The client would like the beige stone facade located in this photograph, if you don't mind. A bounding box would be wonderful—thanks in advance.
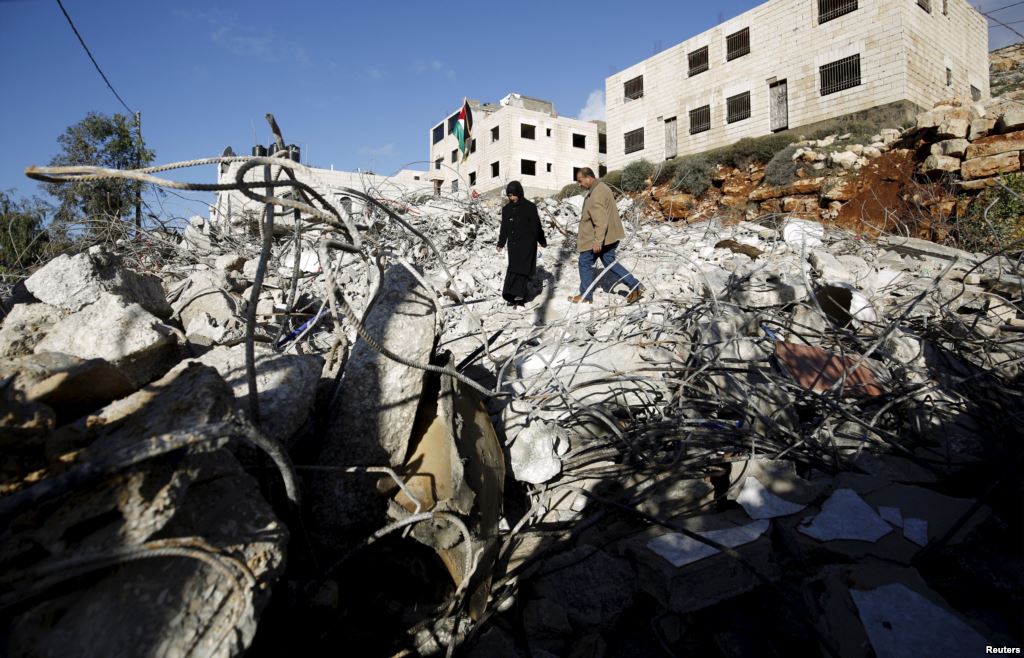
[605,0,990,170]
[429,93,607,199]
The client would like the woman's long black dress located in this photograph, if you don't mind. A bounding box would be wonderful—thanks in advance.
[497,198,547,303]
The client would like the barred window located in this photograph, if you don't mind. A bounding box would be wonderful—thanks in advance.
[726,28,750,61]
[624,127,645,154]
[818,0,857,24]
[432,124,444,144]
[820,54,862,95]
[521,159,536,176]
[917,0,931,12]
[624,75,644,101]
[688,46,709,76]
[971,85,981,101]
[689,105,711,134]
[726,92,751,123]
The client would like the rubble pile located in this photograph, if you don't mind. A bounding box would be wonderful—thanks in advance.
[3,142,1022,657]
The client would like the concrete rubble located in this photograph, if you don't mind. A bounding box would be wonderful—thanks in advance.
[3,119,1022,656]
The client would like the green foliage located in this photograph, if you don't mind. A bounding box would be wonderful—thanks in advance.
[600,169,622,191]
[1,190,50,283]
[764,145,802,187]
[555,182,584,200]
[621,159,655,192]
[47,112,154,232]
[651,159,678,186]
[957,174,1024,253]
[709,134,793,170]
[671,156,714,196]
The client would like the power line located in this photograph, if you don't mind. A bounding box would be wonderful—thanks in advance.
[985,0,1024,13]
[54,0,134,115]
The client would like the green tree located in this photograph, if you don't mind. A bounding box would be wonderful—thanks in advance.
[1,190,50,283]
[46,112,153,233]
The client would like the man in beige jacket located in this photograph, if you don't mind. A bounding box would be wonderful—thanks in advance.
[569,167,644,304]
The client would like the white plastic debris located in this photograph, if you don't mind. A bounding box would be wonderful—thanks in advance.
[736,477,806,520]
[798,489,893,542]
[646,519,770,568]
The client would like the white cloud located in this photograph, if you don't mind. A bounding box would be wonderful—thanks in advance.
[367,66,386,80]
[413,59,456,79]
[359,144,396,157]
[577,89,606,122]
[177,9,311,67]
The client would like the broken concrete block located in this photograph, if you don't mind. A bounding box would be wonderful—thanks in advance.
[961,151,1021,179]
[920,154,961,175]
[214,252,246,273]
[532,547,636,627]
[937,114,970,139]
[25,251,171,318]
[809,250,851,282]
[969,116,997,140]
[965,130,1024,159]
[175,269,242,331]
[33,293,179,387]
[0,303,60,358]
[509,420,563,484]
[781,217,824,249]
[996,108,1024,133]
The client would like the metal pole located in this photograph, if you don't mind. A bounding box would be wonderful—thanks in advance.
[134,111,142,233]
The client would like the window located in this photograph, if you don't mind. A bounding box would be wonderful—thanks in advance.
[726,28,750,61]
[971,85,982,101]
[491,126,500,142]
[818,0,857,24]
[546,163,553,173]
[434,158,442,170]
[572,166,581,181]
[469,172,476,186]
[820,54,862,95]
[599,133,607,154]
[946,67,952,86]
[521,123,536,139]
[624,127,645,154]
[470,139,477,154]
[726,92,751,123]
[546,128,552,137]
[451,180,458,193]
[599,165,607,177]
[624,75,644,101]
[689,105,711,134]
[943,0,948,14]
[432,124,444,145]
[917,0,931,12]
[491,161,500,177]
[688,46,709,76]
[451,149,458,163]
[447,113,459,134]
[521,159,536,176]
[573,133,586,148]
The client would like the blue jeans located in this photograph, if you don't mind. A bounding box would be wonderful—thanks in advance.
[578,241,640,301]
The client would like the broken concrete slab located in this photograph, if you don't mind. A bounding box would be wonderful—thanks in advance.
[531,546,636,627]
[509,420,564,484]
[33,293,179,388]
[0,303,60,358]
[25,250,171,319]
[797,489,893,542]
[175,269,242,332]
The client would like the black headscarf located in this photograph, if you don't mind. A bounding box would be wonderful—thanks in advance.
[505,180,525,202]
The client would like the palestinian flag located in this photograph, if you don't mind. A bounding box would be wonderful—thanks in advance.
[453,99,473,162]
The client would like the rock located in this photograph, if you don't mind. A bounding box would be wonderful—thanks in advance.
[959,177,999,191]
[880,128,901,145]
[509,420,563,484]
[532,547,636,627]
[916,111,938,130]
[214,253,247,272]
[964,129,1024,159]
[921,154,961,174]
[782,196,818,213]
[960,151,1021,179]
[996,108,1024,133]
[185,311,241,347]
[25,251,171,318]
[658,193,695,219]
[33,293,179,387]
[876,235,979,262]
[748,178,825,201]
[937,112,970,139]
[862,146,883,159]
[0,303,59,357]
[810,250,851,283]
[181,214,213,251]
[969,116,997,140]
[847,144,864,156]
[175,269,242,332]
[930,138,970,158]
[821,178,857,201]
[829,151,860,170]
[183,343,323,444]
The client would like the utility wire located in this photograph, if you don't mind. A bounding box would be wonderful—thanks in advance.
[984,9,1024,41]
[55,0,134,115]
[984,0,1024,14]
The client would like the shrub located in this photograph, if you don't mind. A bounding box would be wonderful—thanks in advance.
[672,156,714,196]
[764,145,802,187]
[555,182,584,200]
[713,134,793,170]
[651,159,678,186]
[600,169,622,191]
[620,159,656,192]
[957,174,1024,253]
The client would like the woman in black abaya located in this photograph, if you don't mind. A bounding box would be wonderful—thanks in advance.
[496,180,546,305]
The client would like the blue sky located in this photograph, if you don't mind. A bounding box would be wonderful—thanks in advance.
[1,0,1020,221]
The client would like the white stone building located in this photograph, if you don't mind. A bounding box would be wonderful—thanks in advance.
[605,0,990,170]
[428,93,607,198]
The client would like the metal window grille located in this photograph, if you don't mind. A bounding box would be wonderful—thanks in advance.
[917,0,931,12]
[971,85,981,101]
[688,46,709,76]
[689,105,711,134]
[432,124,444,144]
[819,54,862,96]
[624,75,644,101]
[521,159,536,176]
[726,28,750,61]
[521,123,536,139]
[818,0,857,24]
[726,92,751,123]
[434,158,441,170]
[624,128,645,154]
[573,133,586,148]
